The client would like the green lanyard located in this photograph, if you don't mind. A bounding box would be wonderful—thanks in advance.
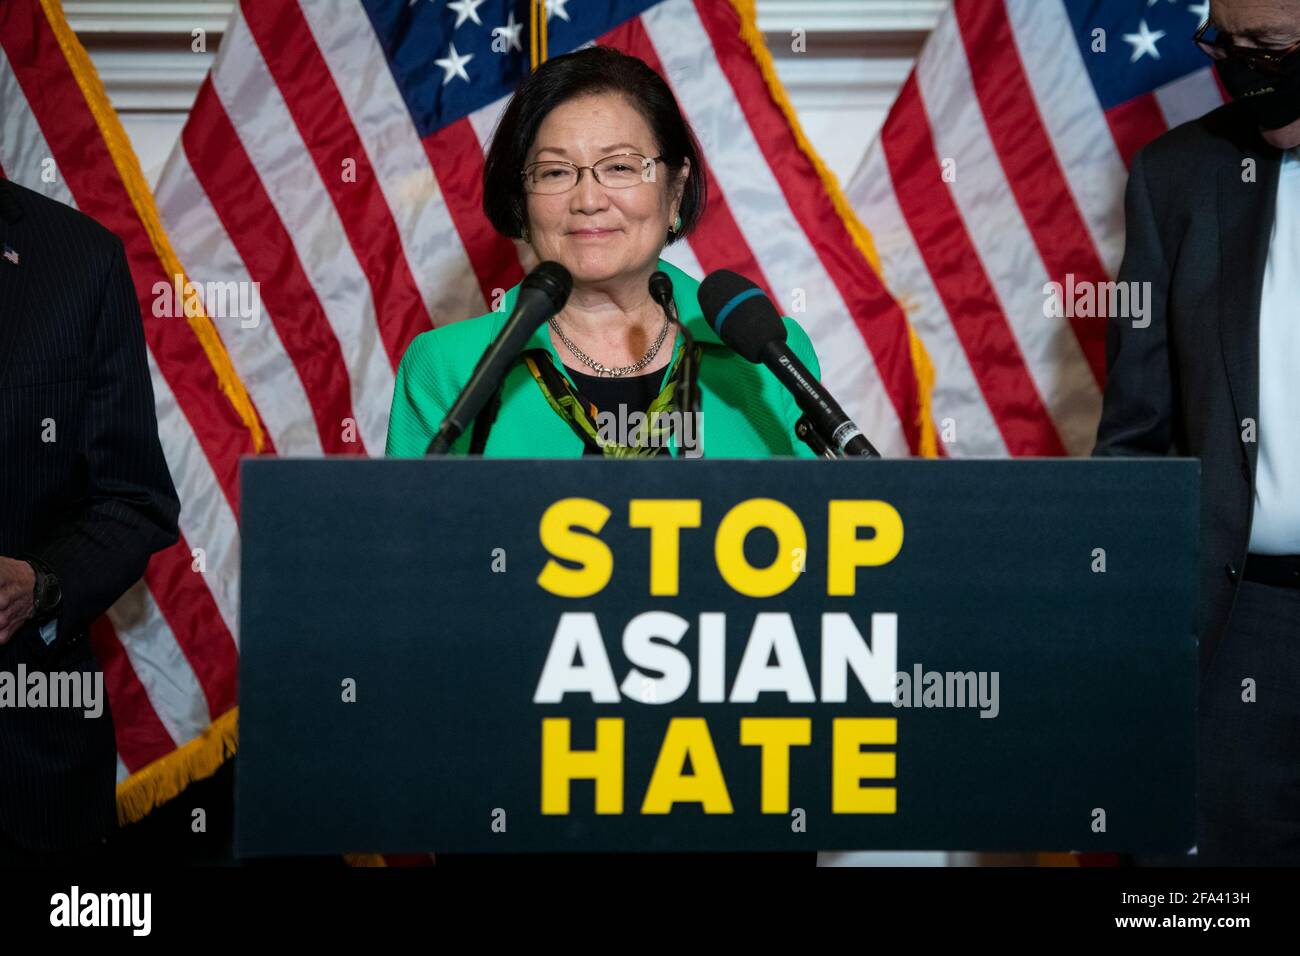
[522,342,700,458]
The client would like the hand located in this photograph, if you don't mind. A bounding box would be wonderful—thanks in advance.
[0,556,36,646]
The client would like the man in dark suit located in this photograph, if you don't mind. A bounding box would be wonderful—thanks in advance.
[1095,0,1300,865]
[0,177,179,864]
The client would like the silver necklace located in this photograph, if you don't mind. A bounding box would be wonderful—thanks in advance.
[551,313,671,377]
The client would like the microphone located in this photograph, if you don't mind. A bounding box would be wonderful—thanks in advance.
[649,271,701,457]
[698,269,880,459]
[426,260,572,455]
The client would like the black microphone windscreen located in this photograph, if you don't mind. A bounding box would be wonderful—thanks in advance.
[522,260,573,312]
[698,269,785,363]
[649,270,673,304]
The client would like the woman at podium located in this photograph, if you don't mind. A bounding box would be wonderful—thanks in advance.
[385,45,821,460]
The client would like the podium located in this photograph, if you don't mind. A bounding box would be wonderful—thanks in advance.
[235,458,1198,856]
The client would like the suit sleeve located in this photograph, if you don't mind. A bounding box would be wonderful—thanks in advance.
[1092,147,1177,458]
[31,237,180,641]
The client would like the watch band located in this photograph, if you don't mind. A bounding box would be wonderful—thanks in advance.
[19,553,61,621]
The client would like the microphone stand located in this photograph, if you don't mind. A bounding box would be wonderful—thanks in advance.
[675,321,702,456]
[650,276,703,459]
[794,416,839,459]
[427,346,494,456]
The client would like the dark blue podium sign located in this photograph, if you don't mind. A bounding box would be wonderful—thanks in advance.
[236,458,1198,856]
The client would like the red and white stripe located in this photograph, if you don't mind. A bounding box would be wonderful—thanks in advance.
[0,46,71,205]
[1004,0,1128,278]
[298,0,488,328]
[643,0,915,455]
[846,0,1226,458]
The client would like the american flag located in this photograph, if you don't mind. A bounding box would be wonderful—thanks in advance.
[846,0,1225,458]
[2,0,932,820]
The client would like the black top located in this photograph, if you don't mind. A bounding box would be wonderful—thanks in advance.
[562,364,666,456]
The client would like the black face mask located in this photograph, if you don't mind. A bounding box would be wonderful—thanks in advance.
[1216,54,1300,131]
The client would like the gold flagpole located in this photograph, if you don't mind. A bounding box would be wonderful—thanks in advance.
[540,0,548,63]
[529,0,538,70]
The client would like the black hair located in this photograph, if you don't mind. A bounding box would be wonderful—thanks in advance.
[481,45,707,245]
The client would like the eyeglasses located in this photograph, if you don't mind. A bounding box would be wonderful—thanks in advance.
[522,152,665,195]
[1195,19,1300,76]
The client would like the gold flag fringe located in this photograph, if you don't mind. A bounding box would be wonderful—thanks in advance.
[115,709,238,825]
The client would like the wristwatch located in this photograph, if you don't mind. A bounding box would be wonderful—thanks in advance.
[25,557,62,623]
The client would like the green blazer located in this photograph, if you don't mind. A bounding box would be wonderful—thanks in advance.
[384,258,822,458]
